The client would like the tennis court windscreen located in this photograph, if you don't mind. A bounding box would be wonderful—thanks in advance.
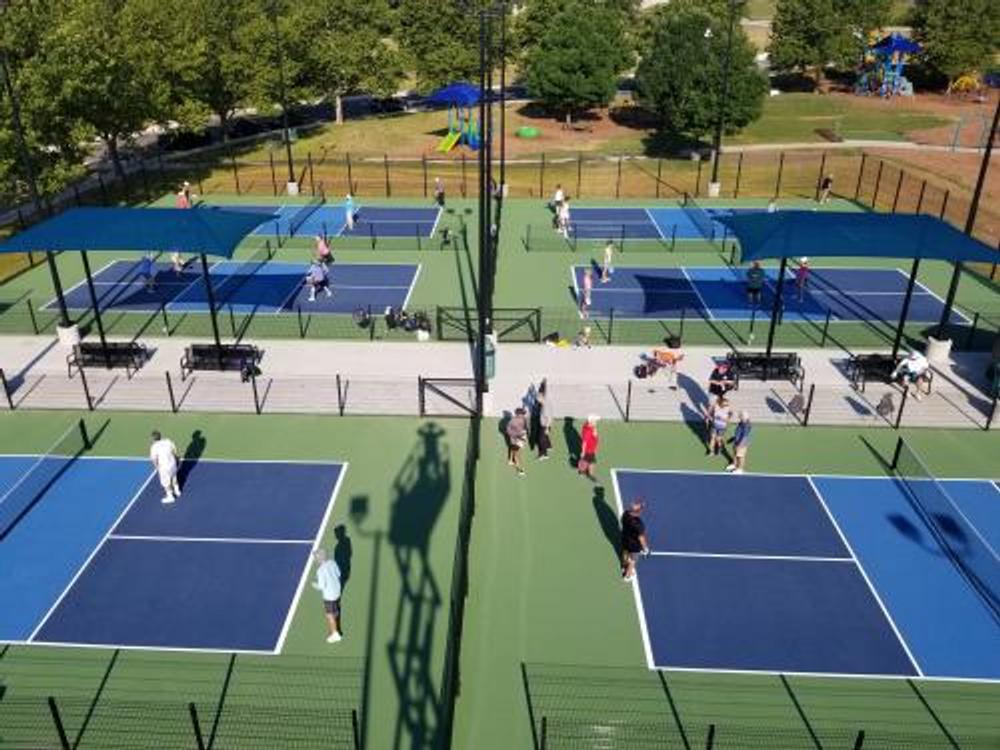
[0,419,90,540]
[892,438,1000,621]
[289,192,326,237]
[682,193,716,242]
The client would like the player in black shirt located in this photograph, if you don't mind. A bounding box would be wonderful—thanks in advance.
[620,500,649,581]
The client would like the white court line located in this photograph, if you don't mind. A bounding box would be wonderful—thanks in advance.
[274,462,349,654]
[805,475,924,676]
[28,470,157,642]
[429,207,443,238]
[402,264,421,310]
[108,534,314,545]
[0,421,87,514]
[39,258,121,311]
[2,637,276,656]
[648,551,853,563]
[608,466,1000,483]
[610,469,657,671]
[891,266,972,324]
[680,267,715,321]
[648,664,997,684]
[0,455,349,468]
[643,208,667,241]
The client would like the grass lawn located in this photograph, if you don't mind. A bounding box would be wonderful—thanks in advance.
[0,410,468,749]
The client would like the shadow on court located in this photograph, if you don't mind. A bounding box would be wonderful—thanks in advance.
[178,429,207,486]
[562,417,581,469]
[591,487,619,566]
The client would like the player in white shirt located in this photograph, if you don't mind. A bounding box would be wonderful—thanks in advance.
[149,430,181,504]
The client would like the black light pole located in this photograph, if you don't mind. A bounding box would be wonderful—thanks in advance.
[476,10,488,403]
[269,0,296,186]
[0,49,70,327]
[937,94,999,336]
[498,3,507,193]
[709,0,742,190]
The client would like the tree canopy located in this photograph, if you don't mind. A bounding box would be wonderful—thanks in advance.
[637,2,766,140]
[912,0,1000,85]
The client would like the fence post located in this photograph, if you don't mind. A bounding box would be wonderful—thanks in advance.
[308,152,316,195]
[47,697,71,750]
[352,709,361,750]
[418,376,426,416]
[814,152,827,201]
[803,383,815,426]
[608,308,615,344]
[229,145,241,194]
[0,368,12,409]
[346,152,354,194]
[267,151,276,196]
[774,152,785,198]
[165,370,177,413]
[189,702,206,750]
[383,153,391,197]
[77,362,94,411]
[336,373,345,416]
[422,155,428,198]
[615,156,622,199]
[891,170,904,213]
[539,152,545,198]
[853,730,865,750]
[249,367,261,414]
[625,380,632,422]
[938,189,950,220]
[705,723,715,750]
[540,716,547,750]
[655,158,662,199]
[872,160,884,209]
[894,386,909,429]
[854,153,867,200]
[577,153,583,197]
[461,153,468,198]
[734,152,743,198]
[695,157,703,197]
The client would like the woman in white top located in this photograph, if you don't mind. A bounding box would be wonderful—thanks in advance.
[557,197,571,238]
[601,241,614,283]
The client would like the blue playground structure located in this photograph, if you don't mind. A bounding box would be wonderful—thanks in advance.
[427,82,481,152]
[855,33,922,98]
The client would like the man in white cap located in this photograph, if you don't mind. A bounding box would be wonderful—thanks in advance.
[312,548,343,643]
[149,430,181,504]
[726,412,752,474]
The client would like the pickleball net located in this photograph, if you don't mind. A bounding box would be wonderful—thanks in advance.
[891,437,1000,622]
[289,191,326,237]
[0,419,90,540]
[681,193,716,242]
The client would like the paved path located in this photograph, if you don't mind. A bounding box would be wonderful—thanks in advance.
[0,334,994,429]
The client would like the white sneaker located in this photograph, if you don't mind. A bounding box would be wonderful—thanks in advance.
[308,295,315,302]
[733,468,744,475]
[325,288,332,297]
[161,496,175,504]
[725,464,736,472]
[326,633,342,644]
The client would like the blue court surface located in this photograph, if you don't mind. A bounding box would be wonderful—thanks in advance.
[0,455,345,652]
[567,206,762,241]
[611,469,1000,681]
[45,259,420,315]
[211,203,441,240]
[572,265,968,324]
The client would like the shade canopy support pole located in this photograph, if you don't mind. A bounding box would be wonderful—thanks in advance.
[892,258,920,359]
[199,254,223,356]
[79,250,109,366]
[764,257,788,358]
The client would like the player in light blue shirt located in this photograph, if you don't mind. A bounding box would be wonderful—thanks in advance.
[312,549,342,643]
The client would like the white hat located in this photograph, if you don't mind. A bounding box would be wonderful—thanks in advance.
[586,414,600,423]
[800,256,809,264]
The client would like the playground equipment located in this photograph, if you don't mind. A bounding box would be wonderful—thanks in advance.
[427,82,481,152]
[855,33,922,98]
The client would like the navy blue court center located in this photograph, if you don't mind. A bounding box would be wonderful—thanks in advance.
[612,470,1000,681]
[0,455,345,653]
[221,203,441,240]
[573,265,968,323]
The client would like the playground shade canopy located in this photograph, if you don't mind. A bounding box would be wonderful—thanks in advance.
[426,82,481,107]
[717,211,999,264]
[872,33,922,55]
[0,207,274,258]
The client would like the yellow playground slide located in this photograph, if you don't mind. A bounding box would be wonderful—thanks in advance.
[436,131,461,153]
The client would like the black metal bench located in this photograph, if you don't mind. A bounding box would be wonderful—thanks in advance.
[726,350,805,389]
[67,341,148,378]
[848,353,934,393]
[180,343,262,380]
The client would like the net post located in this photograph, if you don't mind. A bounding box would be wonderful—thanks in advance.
[419,376,426,417]
[985,392,997,431]
[369,222,376,251]
[189,702,206,750]
[336,373,345,416]
[27,298,39,334]
[705,723,716,750]
[165,370,177,413]
[853,729,865,750]
[625,379,632,422]
[77,361,94,411]
[249,365,261,415]
[894,387,908,430]
[0,367,13,410]
[619,224,626,254]
[890,436,904,470]
[77,417,90,450]
[525,224,531,252]
[47,696,71,750]
[352,708,361,750]
[671,224,677,252]
[416,223,422,252]
[160,303,170,335]
[368,305,375,341]
[297,304,305,338]
[804,383,815,427]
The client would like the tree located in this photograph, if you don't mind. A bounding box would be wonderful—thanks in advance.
[912,0,1000,87]
[515,0,641,63]
[300,0,404,124]
[637,4,766,139]
[523,2,631,125]
[396,0,478,93]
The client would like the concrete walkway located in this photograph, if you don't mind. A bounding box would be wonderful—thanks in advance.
[1,333,994,429]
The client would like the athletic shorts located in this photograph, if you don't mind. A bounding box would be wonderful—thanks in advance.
[158,466,178,489]
[323,599,340,617]
[735,444,748,458]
